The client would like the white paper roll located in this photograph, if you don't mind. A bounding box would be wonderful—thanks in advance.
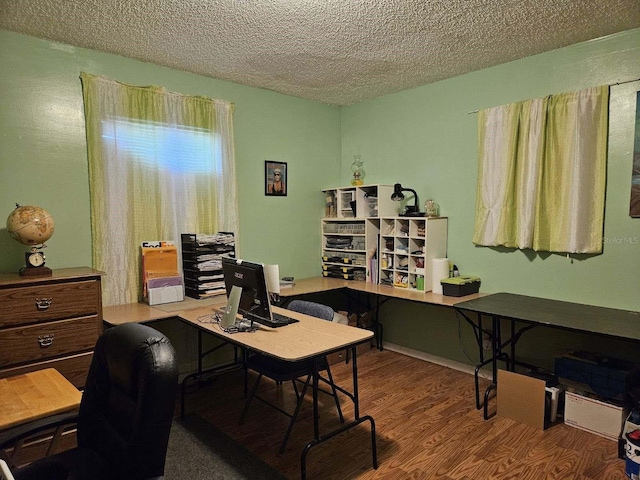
[265,264,280,294]
[431,258,449,295]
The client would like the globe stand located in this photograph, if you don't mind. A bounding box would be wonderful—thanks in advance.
[19,252,52,277]
[7,205,55,277]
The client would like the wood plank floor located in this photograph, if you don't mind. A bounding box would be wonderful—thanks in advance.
[181,349,627,480]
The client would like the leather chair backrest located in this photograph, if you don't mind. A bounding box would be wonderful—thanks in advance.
[78,323,178,479]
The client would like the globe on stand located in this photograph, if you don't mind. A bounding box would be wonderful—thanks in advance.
[6,204,55,277]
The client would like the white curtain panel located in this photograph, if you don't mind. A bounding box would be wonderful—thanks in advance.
[81,73,239,306]
[474,86,608,254]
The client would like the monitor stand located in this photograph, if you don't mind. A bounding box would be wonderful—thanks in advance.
[222,285,242,328]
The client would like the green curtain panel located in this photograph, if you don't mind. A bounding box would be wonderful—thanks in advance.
[80,73,238,305]
[473,85,608,254]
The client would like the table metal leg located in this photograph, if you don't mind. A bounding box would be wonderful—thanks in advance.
[481,315,503,419]
[181,329,203,419]
[300,345,378,480]
[312,356,320,440]
[180,327,242,419]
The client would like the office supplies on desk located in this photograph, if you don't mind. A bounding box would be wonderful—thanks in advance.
[181,232,235,298]
[431,257,449,294]
[141,241,184,305]
[265,264,280,294]
[147,275,184,305]
[441,276,481,297]
[280,276,295,288]
[250,311,299,328]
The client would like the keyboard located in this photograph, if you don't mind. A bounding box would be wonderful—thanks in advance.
[246,312,299,328]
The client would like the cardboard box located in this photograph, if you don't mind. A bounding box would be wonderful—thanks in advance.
[564,391,626,441]
[497,370,547,430]
[326,341,371,365]
[326,311,372,364]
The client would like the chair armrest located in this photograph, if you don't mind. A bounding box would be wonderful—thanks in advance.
[0,411,79,450]
[0,459,16,480]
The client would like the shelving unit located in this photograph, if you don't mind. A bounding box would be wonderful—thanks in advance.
[321,219,367,280]
[323,184,396,219]
[378,217,447,291]
[181,232,235,299]
[321,185,448,292]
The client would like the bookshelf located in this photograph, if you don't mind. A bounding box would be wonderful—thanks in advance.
[321,185,447,292]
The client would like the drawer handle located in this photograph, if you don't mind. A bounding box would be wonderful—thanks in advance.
[38,334,55,348]
[35,298,53,310]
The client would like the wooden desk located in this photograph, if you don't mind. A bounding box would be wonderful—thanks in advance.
[0,369,81,431]
[103,295,226,325]
[281,276,487,351]
[281,276,485,307]
[179,305,373,361]
[103,277,484,327]
[179,305,376,479]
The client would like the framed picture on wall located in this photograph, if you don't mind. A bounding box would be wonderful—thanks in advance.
[265,161,287,196]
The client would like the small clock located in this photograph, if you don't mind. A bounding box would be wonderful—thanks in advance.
[19,251,52,277]
[27,251,46,267]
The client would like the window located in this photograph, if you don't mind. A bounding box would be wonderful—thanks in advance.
[81,73,238,305]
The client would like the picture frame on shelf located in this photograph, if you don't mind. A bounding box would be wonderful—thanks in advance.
[265,160,287,196]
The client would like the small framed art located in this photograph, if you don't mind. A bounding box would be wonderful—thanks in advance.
[265,161,287,196]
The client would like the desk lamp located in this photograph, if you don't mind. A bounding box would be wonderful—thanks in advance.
[391,183,423,217]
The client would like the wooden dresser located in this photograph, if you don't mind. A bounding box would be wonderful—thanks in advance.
[0,267,104,388]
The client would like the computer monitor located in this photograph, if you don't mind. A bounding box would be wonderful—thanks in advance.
[221,256,273,323]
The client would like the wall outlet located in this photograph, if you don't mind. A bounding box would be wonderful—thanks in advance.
[482,333,492,352]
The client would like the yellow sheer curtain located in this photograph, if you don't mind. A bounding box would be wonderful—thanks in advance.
[474,85,608,254]
[534,87,609,252]
[80,73,238,306]
[473,98,547,248]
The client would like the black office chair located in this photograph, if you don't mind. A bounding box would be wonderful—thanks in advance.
[0,323,179,480]
[239,300,344,453]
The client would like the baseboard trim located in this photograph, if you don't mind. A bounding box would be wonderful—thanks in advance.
[382,342,492,380]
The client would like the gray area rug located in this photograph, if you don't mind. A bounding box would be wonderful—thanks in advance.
[164,414,286,479]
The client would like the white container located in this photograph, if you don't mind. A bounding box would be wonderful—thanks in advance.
[564,391,626,441]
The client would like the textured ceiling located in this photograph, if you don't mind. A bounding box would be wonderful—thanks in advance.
[1,0,639,105]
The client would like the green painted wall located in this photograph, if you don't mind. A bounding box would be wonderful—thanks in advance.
[340,29,640,368]
[1,28,639,371]
[0,29,341,281]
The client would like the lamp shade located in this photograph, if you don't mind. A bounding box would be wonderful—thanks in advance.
[391,183,405,201]
[390,184,421,216]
